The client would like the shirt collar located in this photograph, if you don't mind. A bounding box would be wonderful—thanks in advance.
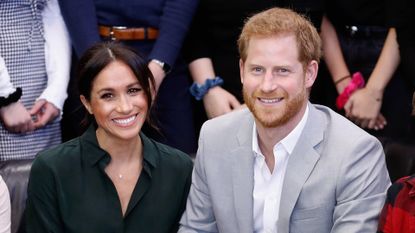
[252,105,309,156]
[81,124,158,174]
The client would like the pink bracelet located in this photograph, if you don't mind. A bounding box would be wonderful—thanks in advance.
[336,72,365,110]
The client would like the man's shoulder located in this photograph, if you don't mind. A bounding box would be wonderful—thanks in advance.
[312,104,377,142]
[198,107,252,152]
[203,107,252,132]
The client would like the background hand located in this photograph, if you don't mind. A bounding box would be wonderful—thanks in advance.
[202,86,241,119]
[0,101,35,133]
[344,87,386,130]
[29,99,60,129]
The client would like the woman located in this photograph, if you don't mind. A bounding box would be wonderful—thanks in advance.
[25,42,193,233]
[58,0,198,154]
[0,0,70,160]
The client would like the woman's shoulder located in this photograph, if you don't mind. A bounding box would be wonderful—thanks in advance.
[33,137,82,171]
[155,141,193,167]
[142,134,193,170]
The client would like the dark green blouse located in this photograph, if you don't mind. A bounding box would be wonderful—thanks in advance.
[25,125,193,233]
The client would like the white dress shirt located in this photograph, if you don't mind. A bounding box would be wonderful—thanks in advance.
[252,105,309,233]
[0,0,70,111]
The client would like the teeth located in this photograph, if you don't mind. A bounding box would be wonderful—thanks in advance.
[113,115,136,125]
[259,98,282,103]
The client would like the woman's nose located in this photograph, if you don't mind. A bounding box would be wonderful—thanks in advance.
[117,95,133,113]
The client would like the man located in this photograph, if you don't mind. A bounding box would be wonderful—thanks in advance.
[179,7,391,233]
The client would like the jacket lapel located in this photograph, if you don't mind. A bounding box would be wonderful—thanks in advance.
[231,111,255,233]
[277,104,325,232]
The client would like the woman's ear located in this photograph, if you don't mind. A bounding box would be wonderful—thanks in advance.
[80,95,93,114]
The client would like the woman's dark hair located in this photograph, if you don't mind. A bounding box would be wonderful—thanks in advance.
[77,42,156,129]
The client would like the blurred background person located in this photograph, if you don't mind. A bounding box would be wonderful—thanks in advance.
[0,0,71,160]
[314,0,414,140]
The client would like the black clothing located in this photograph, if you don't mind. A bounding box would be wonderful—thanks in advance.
[25,125,193,233]
[314,0,415,139]
[326,0,387,26]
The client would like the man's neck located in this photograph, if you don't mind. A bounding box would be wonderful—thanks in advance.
[255,104,307,161]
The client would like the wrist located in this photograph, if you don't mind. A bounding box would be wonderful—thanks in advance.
[0,87,22,108]
[335,72,365,110]
[365,85,383,102]
[151,59,171,74]
[365,82,384,97]
[190,77,224,100]
[202,86,221,100]
[334,74,351,86]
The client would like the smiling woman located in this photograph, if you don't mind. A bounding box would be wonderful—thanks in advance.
[80,60,149,144]
[24,42,193,233]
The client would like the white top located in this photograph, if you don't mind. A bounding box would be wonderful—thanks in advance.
[252,105,309,233]
[0,176,11,233]
[0,0,71,111]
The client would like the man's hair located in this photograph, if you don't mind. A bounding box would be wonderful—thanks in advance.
[238,7,322,67]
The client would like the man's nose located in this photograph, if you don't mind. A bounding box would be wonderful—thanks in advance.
[260,72,277,93]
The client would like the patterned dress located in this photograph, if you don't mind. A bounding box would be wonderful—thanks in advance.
[0,0,61,160]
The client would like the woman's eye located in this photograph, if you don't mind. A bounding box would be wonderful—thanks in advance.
[128,87,142,94]
[100,93,113,100]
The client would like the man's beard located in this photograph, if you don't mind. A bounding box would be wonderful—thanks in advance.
[243,86,307,128]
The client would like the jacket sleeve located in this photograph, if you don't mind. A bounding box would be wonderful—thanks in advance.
[57,0,101,58]
[179,125,219,233]
[331,135,391,232]
[148,0,199,67]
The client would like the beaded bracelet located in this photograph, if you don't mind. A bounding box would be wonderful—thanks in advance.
[189,77,224,100]
[0,87,22,108]
[334,74,352,86]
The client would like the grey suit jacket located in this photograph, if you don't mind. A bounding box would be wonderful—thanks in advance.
[179,103,391,233]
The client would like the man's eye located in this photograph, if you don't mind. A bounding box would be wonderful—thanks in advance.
[128,88,142,94]
[252,67,263,74]
[276,68,290,75]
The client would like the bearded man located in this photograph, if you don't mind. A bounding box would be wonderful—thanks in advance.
[179,7,391,233]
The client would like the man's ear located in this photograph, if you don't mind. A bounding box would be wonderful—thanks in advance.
[239,59,244,84]
[80,95,93,114]
[305,60,318,88]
